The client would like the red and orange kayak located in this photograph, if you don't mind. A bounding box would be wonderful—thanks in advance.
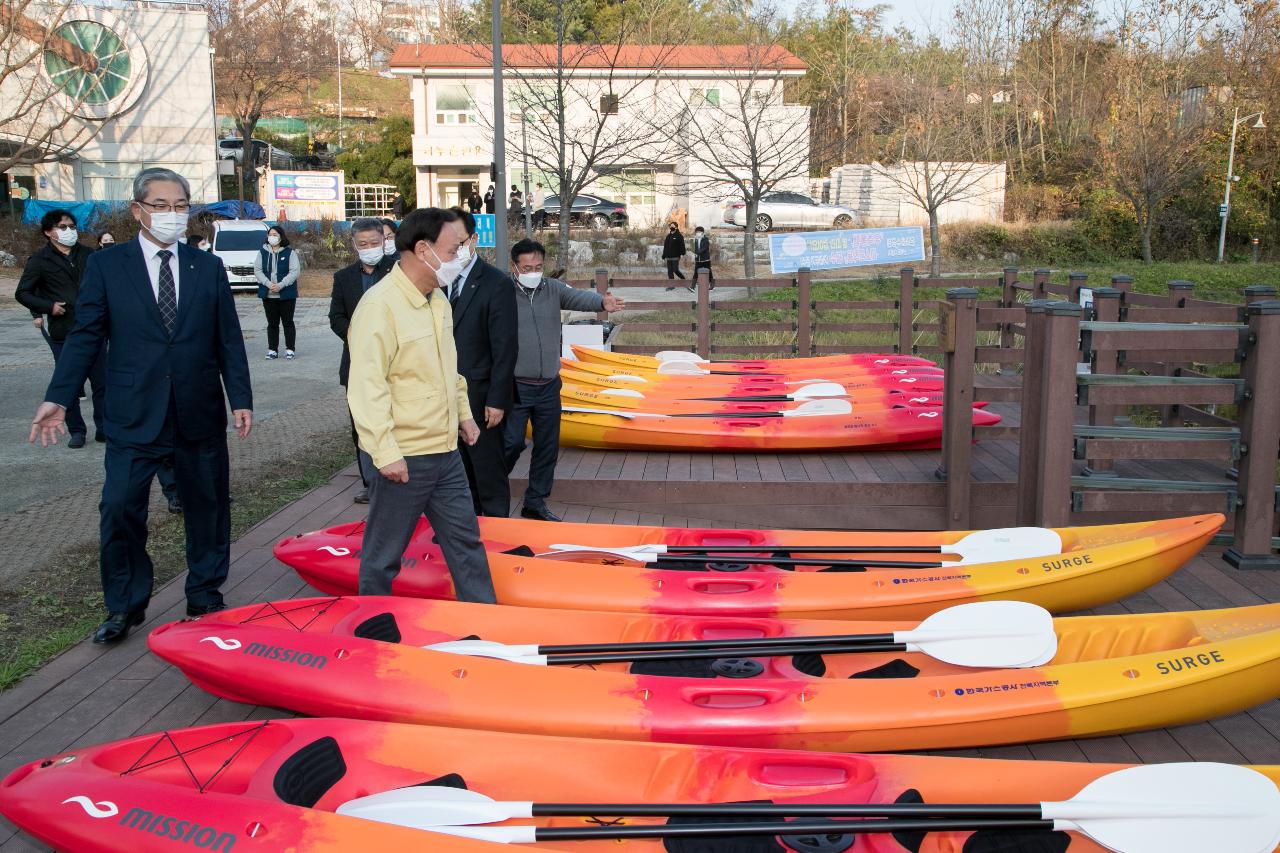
[148,597,1280,751]
[560,383,976,412]
[572,346,939,375]
[275,514,1224,619]
[563,356,944,381]
[9,717,1277,852]
[560,365,947,395]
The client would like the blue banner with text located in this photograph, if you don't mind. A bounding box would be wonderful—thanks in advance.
[768,226,925,274]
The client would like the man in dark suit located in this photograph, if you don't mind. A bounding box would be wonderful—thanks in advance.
[29,168,253,644]
[329,218,396,503]
[447,208,517,516]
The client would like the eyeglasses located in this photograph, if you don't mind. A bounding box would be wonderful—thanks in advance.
[55,225,76,231]
[136,200,191,213]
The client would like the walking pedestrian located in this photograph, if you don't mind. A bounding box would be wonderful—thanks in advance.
[504,238,625,521]
[690,225,715,292]
[329,218,396,504]
[15,209,106,448]
[483,184,496,214]
[28,167,253,643]
[661,221,686,290]
[254,225,300,360]
[346,207,495,601]
[448,209,517,517]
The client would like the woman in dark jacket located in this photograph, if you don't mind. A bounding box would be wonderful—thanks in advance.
[662,222,686,288]
[483,184,496,214]
[253,225,301,359]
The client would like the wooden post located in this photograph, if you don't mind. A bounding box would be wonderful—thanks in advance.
[1224,300,1280,570]
[1161,279,1197,427]
[696,266,712,359]
[898,267,915,355]
[1167,279,1195,307]
[1082,287,1123,477]
[939,288,978,529]
[1110,275,1133,321]
[1036,301,1083,527]
[593,268,609,322]
[1033,268,1050,299]
[1244,284,1277,307]
[1000,267,1018,368]
[1015,301,1053,526]
[1067,271,1088,304]
[796,268,812,357]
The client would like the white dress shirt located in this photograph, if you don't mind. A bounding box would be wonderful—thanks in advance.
[138,233,181,307]
[452,252,479,302]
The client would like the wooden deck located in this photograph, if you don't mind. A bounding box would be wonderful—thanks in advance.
[3,463,1279,851]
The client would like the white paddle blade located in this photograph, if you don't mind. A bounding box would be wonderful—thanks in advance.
[562,406,646,419]
[337,787,534,828]
[947,527,1063,565]
[785,399,853,417]
[896,601,1057,669]
[790,383,849,399]
[657,361,710,375]
[543,543,664,562]
[425,640,547,665]
[1043,763,1280,853]
[602,388,645,397]
[656,351,708,364]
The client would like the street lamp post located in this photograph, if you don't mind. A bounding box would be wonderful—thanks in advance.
[1216,107,1265,264]
[491,0,507,261]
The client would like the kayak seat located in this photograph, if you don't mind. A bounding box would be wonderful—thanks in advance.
[503,546,536,557]
[352,613,402,644]
[790,654,921,680]
[890,788,1071,853]
[273,736,347,808]
[412,772,468,790]
[630,658,765,679]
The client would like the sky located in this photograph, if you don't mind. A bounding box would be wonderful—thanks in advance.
[772,0,957,38]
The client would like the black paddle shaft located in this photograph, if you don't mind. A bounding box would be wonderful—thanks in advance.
[647,554,945,569]
[661,545,947,555]
[541,632,897,655]
[548,640,905,666]
[531,803,1045,818]
[533,817,1054,841]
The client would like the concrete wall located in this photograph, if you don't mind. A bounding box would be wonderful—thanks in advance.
[812,162,1006,226]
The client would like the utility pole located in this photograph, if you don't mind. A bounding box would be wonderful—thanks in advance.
[491,0,507,260]
[335,13,344,150]
[521,117,532,237]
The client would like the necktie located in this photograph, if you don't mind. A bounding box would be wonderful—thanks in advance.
[156,249,177,334]
[450,275,463,305]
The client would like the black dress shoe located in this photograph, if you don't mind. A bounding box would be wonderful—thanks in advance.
[166,495,183,514]
[520,504,562,522]
[67,434,86,449]
[354,487,370,504]
[94,430,106,443]
[186,601,227,618]
[93,610,145,644]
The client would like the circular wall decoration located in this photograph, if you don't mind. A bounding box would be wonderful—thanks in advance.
[40,6,149,120]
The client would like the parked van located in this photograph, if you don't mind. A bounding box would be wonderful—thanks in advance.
[210,220,269,291]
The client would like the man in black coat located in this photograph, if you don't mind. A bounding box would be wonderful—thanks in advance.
[329,218,397,504]
[15,208,106,447]
[691,225,715,292]
[662,222,686,289]
[448,208,518,516]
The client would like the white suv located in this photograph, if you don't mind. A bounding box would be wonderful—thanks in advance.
[210,220,269,291]
[724,192,859,232]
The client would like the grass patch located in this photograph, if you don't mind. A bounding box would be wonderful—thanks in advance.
[0,430,353,692]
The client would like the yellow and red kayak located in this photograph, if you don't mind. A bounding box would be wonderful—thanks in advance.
[572,346,940,376]
[150,597,1280,752]
[9,717,1278,852]
[563,356,944,382]
[560,365,947,396]
[559,384,982,415]
[557,404,998,451]
[275,514,1224,619]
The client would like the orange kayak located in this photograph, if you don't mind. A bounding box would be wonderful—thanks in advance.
[557,404,999,451]
[9,717,1278,852]
[560,365,947,395]
[149,597,1280,752]
[573,346,939,374]
[563,356,944,381]
[559,384,979,415]
[275,514,1224,619]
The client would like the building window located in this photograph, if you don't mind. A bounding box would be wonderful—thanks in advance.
[435,84,477,125]
[599,93,619,115]
[513,84,553,123]
[689,87,720,108]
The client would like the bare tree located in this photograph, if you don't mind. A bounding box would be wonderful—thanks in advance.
[209,0,319,209]
[472,1,681,264]
[348,0,396,68]
[0,0,123,173]
[655,30,814,278]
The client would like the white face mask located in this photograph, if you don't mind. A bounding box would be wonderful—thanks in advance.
[54,228,78,247]
[267,235,280,247]
[146,211,188,245]
[516,271,542,290]
[456,244,472,266]
[383,237,397,256]
[427,245,465,289]
[357,246,384,266]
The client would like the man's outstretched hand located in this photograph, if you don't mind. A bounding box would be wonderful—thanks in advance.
[29,402,67,447]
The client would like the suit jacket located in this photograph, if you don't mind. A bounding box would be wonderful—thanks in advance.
[45,239,253,445]
[451,256,517,416]
[329,256,396,386]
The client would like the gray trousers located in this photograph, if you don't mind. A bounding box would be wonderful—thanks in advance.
[359,450,497,602]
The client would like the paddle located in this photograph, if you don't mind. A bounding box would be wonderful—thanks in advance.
[655,351,931,368]
[561,399,853,420]
[335,763,1280,853]
[582,382,852,401]
[424,601,1058,669]
[656,360,942,377]
[543,526,1063,568]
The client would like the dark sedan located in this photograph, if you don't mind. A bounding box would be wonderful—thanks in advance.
[533,194,629,229]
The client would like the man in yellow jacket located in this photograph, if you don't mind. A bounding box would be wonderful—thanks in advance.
[346,207,496,601]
